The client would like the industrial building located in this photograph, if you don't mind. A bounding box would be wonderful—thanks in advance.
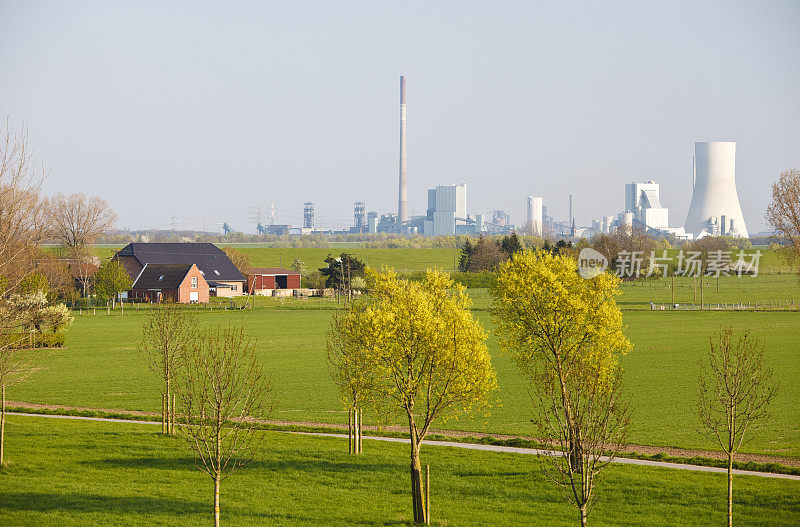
[424,183,467,236]
[625,181,669,231]
[684,142,748,238]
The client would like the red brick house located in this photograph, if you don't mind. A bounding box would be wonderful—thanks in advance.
[130,263,209,304]
[247,267,301,295]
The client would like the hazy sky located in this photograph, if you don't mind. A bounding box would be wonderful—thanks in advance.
[1,1,798,233]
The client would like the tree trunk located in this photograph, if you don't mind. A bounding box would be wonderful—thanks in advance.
[410,454,426,524]
[580,504,588,527]
[1,384,5,466]
[358,407,363,454]
[348,407,353,454]
[214,475,221,527]
[166,378,172,435]
[728,454,733,527]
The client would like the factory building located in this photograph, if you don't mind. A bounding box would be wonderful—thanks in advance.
[424,183,467,236]
[625,181,669,231]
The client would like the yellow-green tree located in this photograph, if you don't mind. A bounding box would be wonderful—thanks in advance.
[492,251,631,527]
[358,269,496,524]
[327,305,375,454]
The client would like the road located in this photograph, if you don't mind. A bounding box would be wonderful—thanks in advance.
[9,411,800,481]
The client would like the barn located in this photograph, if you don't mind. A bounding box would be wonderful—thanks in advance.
[130,263,209,304]
[247,267,301,295]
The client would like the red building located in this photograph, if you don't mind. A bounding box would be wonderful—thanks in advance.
[247,267,301,294]
[130,263,209,304]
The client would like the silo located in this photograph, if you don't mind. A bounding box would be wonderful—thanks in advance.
[684,142,748,238]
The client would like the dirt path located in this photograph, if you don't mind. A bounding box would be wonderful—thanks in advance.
[8,400,799,468]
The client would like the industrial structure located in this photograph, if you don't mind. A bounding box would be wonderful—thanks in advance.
[424,183,467,236]
[625,181,669,230]
[684,142,748,238]
[303,202,314,229]
[353,201,365,233]
[397,75,408,229]
[527,196,543,236]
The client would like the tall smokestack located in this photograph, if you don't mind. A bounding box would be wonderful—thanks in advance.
[398,75,408,225]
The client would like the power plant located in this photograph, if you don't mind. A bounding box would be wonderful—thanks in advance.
[397,75,408,228]
[684,142,748,238]
[239,78,753,240]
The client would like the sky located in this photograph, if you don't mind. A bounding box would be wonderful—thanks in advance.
[1,0,798,233]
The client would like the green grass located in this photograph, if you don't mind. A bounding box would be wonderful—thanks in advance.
[10,290,800,458]
[1,415,798,526]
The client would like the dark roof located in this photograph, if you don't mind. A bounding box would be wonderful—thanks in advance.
[132,263,195,290]
[116,243,245,282]
[249,267,299,275]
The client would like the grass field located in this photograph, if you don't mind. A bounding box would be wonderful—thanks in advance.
[10,287,800,458]
[1,415,798,526]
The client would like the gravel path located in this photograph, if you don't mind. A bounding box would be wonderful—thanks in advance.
[8,411,800,482]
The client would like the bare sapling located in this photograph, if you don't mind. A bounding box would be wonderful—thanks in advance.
[176,326,271,527]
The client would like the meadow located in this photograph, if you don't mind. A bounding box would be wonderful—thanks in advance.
[1,415,798,526]
[10,276,800,459]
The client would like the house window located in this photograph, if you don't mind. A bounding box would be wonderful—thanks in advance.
[214,270,220,276]
[231,284,237,291]
[191,277,198,288]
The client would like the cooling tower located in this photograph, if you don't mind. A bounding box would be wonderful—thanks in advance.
[684,142,748,238]
[527,196,543,236]
[398,75,408,225]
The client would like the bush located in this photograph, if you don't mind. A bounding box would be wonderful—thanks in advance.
[74,298,89,309]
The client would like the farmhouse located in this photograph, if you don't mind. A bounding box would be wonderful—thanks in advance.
[247,267,301,295]
[113,243,245,297]
[130,263,209,304]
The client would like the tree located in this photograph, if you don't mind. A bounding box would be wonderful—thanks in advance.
[457,238,474,272]
[357,269,496,524]
[491,250,631,526]
[698,327,777,527]
[222,247,252,276]
[327,307,374,454]
[0,118,52,467]
[500,232,523,259]
[94,260,132,302]
[176,325,271,527]
[290,257,306,276]
[766,169,800,277]
[319,253,365,293]
[140,304,196,436]
[48,193,117,249]
[462,235,505,272]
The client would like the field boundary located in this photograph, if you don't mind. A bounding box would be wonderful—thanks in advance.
[6,403,799,476]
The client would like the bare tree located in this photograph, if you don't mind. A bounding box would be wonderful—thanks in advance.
[535,364,629,527]
[140,303,196,435]
[698,327,777,527]
[766,169,800,276]
[48,192,117,249]
[0,118,51,466]
[176,326,271,527]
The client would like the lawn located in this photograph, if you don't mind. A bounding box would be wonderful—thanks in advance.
[10,294,800,458]
[1,415,798,526]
